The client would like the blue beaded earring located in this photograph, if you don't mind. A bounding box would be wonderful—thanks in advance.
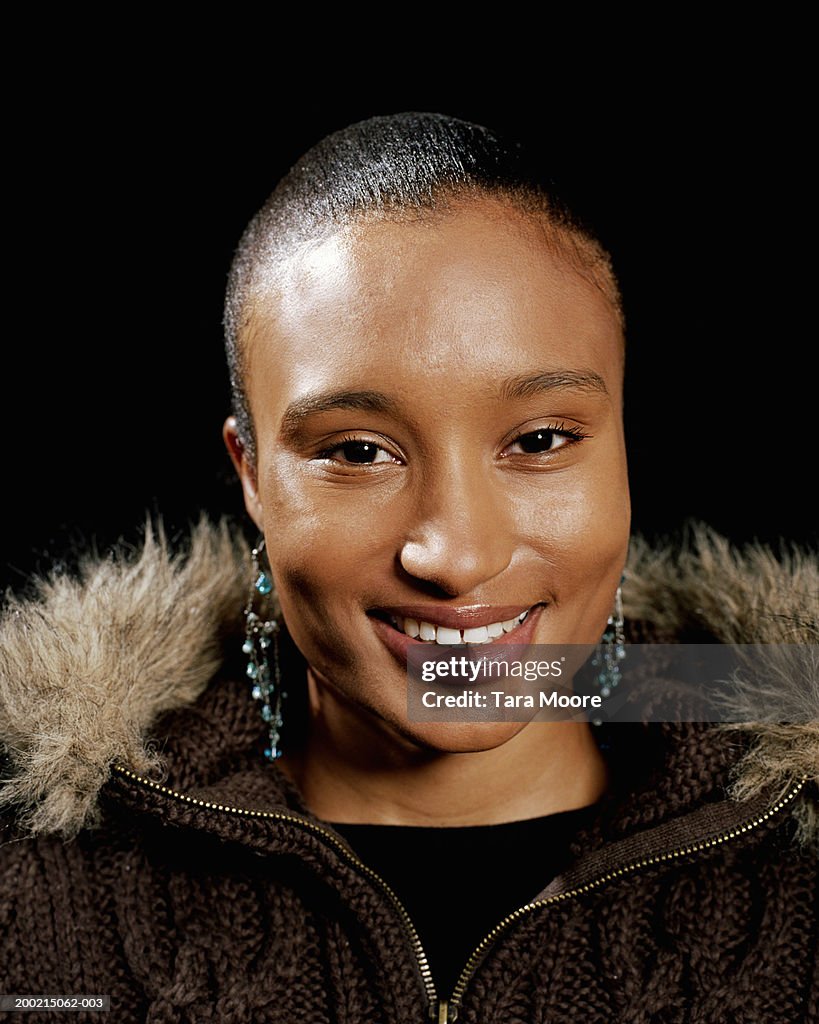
[242,537,285,762]
[590,574,626,725]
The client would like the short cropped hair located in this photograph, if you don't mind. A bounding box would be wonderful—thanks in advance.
[224,112,623,468]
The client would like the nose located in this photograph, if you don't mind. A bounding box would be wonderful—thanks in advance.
[398,457,515,596]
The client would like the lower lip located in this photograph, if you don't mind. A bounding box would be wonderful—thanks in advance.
[369,604,546,669]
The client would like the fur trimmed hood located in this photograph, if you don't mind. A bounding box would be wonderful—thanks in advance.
[1,516,817,846]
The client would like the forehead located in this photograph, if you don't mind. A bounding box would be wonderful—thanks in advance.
[244,197,623,400]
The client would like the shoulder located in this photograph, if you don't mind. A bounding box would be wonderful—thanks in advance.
[624,522,818,644]
[623,522,818,854]
[0,514,252,838]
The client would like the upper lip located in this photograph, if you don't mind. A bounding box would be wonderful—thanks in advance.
[369,603,539,630]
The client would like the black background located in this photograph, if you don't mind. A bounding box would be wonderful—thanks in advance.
[4,64,815,594]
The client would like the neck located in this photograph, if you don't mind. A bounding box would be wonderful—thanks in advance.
[278,670,610,826]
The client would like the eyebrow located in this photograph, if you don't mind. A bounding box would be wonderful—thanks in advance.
[500,369,609,401]
[279,369,609,443]
[280,389,400,443]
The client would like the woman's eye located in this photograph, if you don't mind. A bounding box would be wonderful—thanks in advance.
[324,440,397,465]
[508,429,572,455]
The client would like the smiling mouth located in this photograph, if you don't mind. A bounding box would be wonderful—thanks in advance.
[372,606,538,645]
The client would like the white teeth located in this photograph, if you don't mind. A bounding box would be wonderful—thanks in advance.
[390,608,535,644]
[436,626,462,645]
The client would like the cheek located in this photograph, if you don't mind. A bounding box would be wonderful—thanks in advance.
[515,453,630,637]
[260,458,399,585]
[254,453,401,660]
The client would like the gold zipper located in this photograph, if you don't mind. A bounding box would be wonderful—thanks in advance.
[445,776,809,1020]
[111,765,808,1024]
[110,765,439,1010]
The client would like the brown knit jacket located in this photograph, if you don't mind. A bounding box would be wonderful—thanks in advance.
[0,519,817,1024]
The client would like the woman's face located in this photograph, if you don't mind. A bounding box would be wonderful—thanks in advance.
[226,195,630,752]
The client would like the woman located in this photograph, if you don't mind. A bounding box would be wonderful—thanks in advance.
[1,113,816,1024]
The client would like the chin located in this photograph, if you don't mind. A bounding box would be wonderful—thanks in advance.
[390,717,529,754]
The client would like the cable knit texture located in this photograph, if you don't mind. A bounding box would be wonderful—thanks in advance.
[0,516,817,1023]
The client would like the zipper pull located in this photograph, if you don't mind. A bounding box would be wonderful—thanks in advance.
[434,999,454,1023]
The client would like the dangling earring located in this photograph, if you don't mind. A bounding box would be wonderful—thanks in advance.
[590,573,626,721]
[242,536,285,762]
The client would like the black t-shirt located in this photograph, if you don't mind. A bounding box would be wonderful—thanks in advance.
[329,803,600,997]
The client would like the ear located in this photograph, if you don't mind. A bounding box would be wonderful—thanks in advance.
[222,416,264,532]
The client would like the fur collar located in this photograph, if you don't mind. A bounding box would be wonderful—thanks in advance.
[1,516,816,845]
